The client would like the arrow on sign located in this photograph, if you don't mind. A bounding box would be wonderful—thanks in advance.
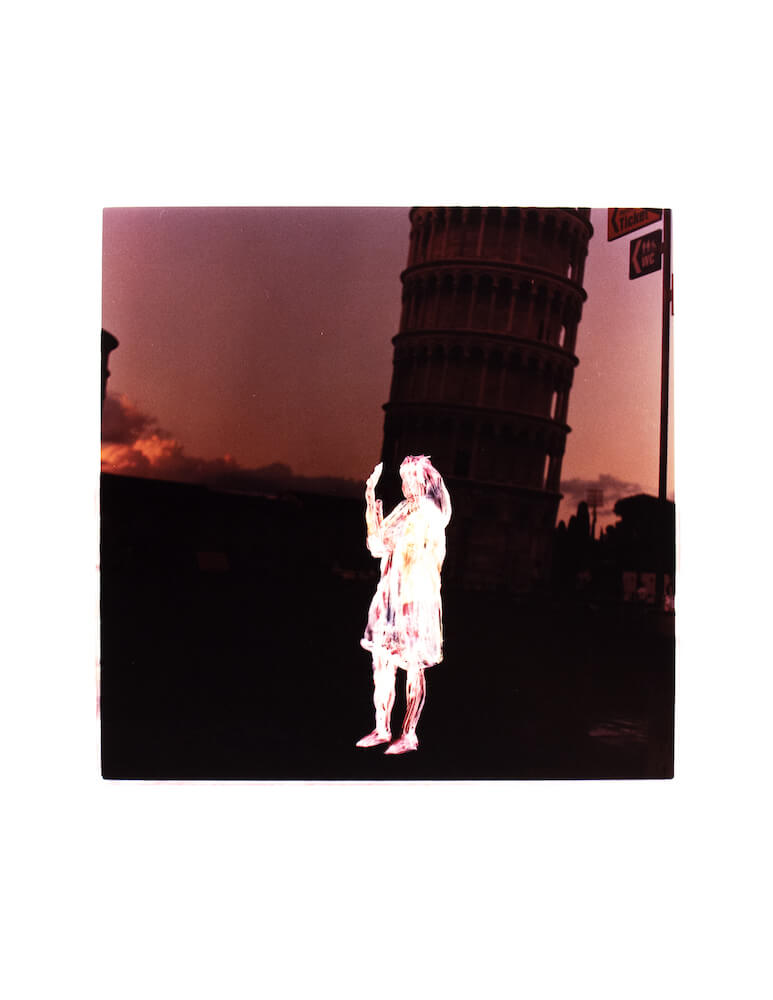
[608,208,663,241]
[631,238,643,273]
[629,230,663,279]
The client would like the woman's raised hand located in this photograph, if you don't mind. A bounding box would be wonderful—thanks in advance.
[365,463,384,542]
[366,462,383,492]
[365,462,383,504]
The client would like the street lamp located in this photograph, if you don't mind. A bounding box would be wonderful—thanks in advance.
[586,487,604,539]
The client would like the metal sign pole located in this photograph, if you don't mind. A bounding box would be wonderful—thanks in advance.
[657,209,672,608]
[659,209,672,502]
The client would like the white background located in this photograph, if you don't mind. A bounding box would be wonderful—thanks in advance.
[2,2,770,997]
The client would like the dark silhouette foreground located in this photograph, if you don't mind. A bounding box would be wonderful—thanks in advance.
[100,473,674,780]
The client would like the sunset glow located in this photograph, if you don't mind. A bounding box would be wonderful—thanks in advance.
[102,207,673,532]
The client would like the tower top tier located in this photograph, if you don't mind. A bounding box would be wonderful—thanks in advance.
[406,207,592,287]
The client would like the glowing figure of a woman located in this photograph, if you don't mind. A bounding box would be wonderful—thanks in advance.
[357,456,452,754]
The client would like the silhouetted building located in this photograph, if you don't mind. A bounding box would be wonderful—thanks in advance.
[102,328,119,407]
[100,472,374,582]
[380,207,593,589]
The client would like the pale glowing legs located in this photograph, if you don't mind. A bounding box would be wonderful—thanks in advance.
[385,662,425,754]
[356,651,397,747]
[356,653,426,754]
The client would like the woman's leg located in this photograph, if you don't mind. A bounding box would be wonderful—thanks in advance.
[403,662,426,738]
[356,650,397,747]
[385,661,426,754]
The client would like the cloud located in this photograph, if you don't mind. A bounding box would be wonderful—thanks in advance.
[560,473,647,514]
[102,393,164,445]
[101,393,361,498]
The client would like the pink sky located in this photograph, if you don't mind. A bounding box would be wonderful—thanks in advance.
[102,206,673,530]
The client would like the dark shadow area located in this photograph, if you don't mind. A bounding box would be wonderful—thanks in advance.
[100,472,674,780]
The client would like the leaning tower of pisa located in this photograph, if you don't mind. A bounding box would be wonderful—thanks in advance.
[380,207,593,590]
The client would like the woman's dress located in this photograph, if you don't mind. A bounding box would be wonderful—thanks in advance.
[361,497,447,668]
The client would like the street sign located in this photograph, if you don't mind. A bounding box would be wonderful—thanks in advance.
[608,208,663,241]
[629,229,662,279]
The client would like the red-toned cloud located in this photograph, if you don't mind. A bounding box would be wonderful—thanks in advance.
[560,473,646,514]
[101,393,360,498]
[102,393,163,445]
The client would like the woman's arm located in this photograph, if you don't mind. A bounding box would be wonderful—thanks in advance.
[365,463,386,556]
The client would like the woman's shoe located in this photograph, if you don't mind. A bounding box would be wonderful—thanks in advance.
[384,733,418,755]
[356,729,391,748]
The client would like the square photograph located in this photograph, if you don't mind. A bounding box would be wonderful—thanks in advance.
[100,206,674,780]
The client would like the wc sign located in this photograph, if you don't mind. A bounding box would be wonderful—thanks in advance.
[629,229,663,280]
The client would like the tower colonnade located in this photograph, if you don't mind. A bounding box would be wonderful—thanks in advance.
[381,206,593,590]
[399,267,583,352]
[388,335,573,429]
[382,404,566,494]
[406,207,590,285]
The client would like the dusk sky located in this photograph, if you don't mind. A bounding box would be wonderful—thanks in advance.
[102,206,673,530]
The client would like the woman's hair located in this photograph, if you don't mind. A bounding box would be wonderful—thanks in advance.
[400,455,452,524]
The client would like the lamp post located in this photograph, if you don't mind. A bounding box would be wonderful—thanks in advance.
[586,487,604,539]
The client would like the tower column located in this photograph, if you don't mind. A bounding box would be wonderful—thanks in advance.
[553,292,564,346]
[420,282,432,327]
[441,209,450,256]
[420,351,432,398]
[577,245,588,286]
[497,360,507,409]
[469,419,481,479]
[547,452,562,492]
[540,289,550,341]
[427,212,437,260]
[506,283,516,333]
[399,289,408,332]
[513,209,523,260]
[558,386,570,424]
[525,283,536,337]
[460,208,470,255]
[437,349,449,402]
[476,208,487,256]
[450,271,460,327]
[476,349,488,406]
[497,208,507,258]
[413,283,422,327]
[568,315,579,354]
[466,273,477,328]
[431,279,441,327]
[405,351,417,400]
[487,277,498,329]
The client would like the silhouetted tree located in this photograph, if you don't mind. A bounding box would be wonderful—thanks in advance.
[552,493,675,602]
[552,500,597,595]
[611,494,675,577]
